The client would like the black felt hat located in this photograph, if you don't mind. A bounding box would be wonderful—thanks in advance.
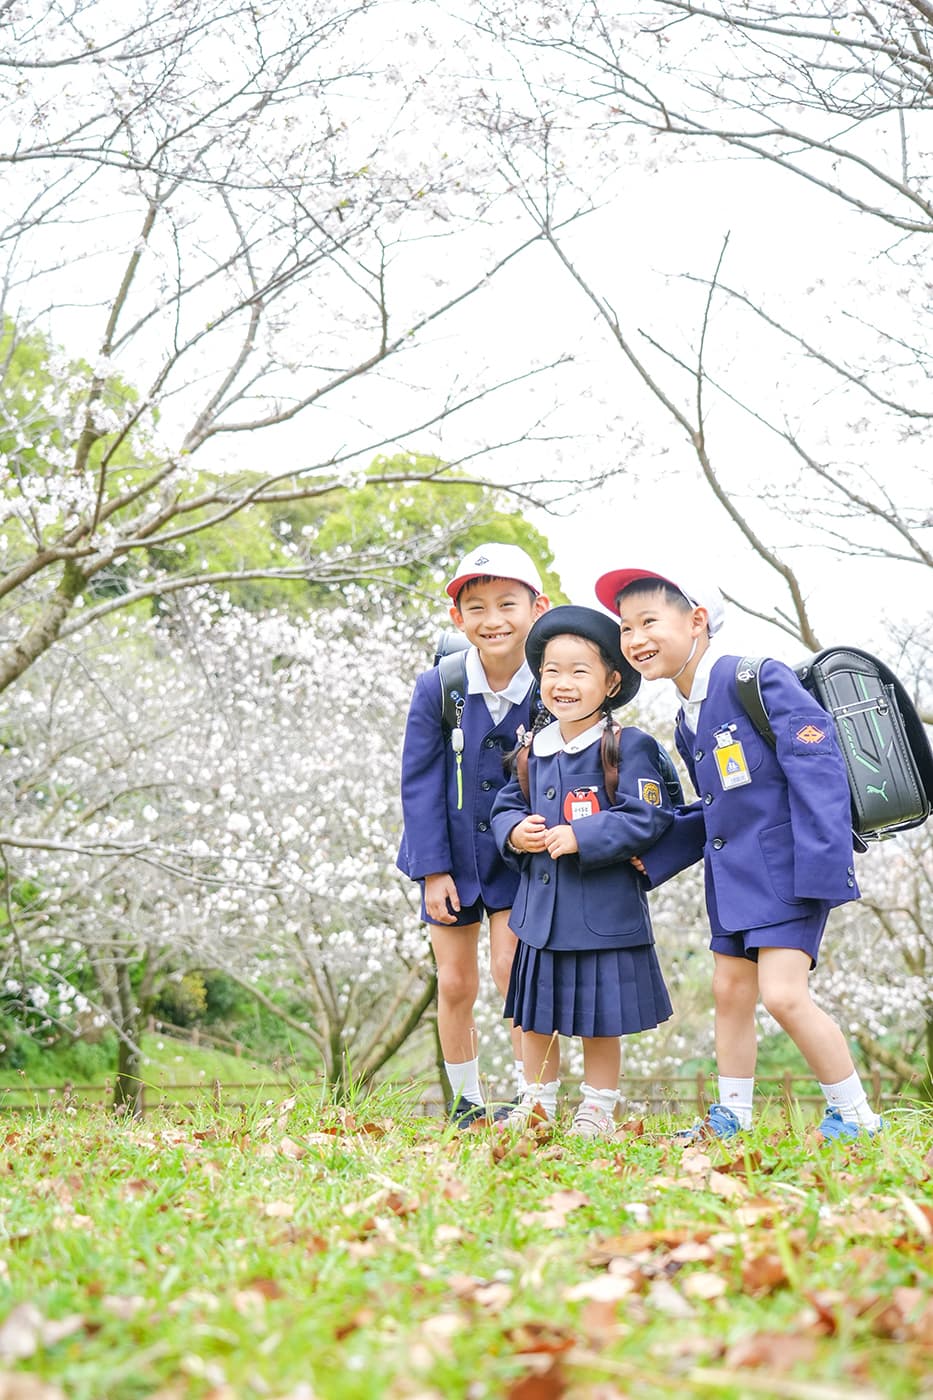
[525,605,641,707]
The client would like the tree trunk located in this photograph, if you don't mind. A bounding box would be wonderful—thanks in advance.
[113,961,144,1118]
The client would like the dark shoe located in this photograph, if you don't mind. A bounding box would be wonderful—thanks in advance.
[674,1103,742,1143]
[447,1095,487,1129]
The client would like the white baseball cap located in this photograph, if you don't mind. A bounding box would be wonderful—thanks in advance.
[446,543,544,601]
[594,565,725,635]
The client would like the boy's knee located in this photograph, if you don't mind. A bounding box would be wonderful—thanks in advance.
[712,960,756,1006]
[436,964,479,1008]
[760,984,808,1026]
[489,946,515,993]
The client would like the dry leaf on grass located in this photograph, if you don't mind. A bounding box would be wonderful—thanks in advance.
[505,1358,566,1400]
[681,1272,728,1301]
[726,1330,818,1370]
[520,1189,589,1229]
[741,1253,790,1297]
[0,1305,85,1362]
[0,1374,67,1400]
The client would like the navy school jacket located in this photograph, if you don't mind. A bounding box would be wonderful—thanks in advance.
[490,725,674,951]
[397,669,538,909]
[639,655,860,933]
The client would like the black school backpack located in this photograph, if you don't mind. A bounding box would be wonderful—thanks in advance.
[735,648,933,847]
[433,629,684,808]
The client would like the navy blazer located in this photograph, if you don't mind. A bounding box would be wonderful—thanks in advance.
[490,726,674,951]
[640,655,860,933]
[397,669,537,909]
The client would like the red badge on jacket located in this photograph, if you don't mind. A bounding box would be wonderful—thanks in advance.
[564,787,601,821]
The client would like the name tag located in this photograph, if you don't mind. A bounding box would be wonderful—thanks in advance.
[564,787,601,821]
[714,726,751,789]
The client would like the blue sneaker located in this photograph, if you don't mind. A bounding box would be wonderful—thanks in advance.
[447,1096,486,1130]
[674,1103,742,1143]
[818,1107,883,1141]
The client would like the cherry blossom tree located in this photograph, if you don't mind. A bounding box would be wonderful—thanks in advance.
[0,0,606,703]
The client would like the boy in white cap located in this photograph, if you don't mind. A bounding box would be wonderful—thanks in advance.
[594,565,881,1141]
[398,544,550,1126]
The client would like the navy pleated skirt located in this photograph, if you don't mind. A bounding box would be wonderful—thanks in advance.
[505,941,673,1038]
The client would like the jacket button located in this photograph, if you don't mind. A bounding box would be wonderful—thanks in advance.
[847,866,854,875]
[847,877,854,887]
[695,750,704,761]
[483,737,496,749]
[545,786,556,799]
[481,780,492,791]
[703,793,713,805]
[541,871,550,884]
[477,821,489,833]
[711,837,725,850]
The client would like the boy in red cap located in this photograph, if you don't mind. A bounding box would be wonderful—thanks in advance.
[594,565,880,1141]
[398,544,549,1126]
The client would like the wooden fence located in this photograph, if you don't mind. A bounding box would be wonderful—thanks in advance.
[0,1069,909,1116]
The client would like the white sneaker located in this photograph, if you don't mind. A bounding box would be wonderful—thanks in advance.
[569,1102,616,1140]
[497,1090,551,1131]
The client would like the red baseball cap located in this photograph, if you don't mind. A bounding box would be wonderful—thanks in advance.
[594,567,725,635]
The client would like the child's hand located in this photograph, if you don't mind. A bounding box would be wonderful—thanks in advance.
[509,814,547,852]
[630,856,647,875]
[543,824,579,859]
[424,872,460,924]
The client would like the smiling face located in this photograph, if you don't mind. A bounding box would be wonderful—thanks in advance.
[539,634,621,740]
[450,576,547,675]
[616,585,710,696]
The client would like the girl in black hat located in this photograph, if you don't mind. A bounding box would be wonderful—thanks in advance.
[490,606,676,1138]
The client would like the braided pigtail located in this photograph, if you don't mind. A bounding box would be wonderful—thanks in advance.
[600,690,624,805]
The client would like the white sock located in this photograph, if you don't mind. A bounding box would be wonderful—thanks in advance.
[820,1071,881,1130]
[579,1083,620,1117]
[514,1060,527,1097]
[445,1058,484,1108]
[522,1079,560,1120]
[718,1076,754,1129]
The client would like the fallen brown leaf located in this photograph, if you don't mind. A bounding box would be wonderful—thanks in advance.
[726,1331,818,1370]
[0,1375,67,1400]
[741,1252,789,1297]
[505,1358,566,1400]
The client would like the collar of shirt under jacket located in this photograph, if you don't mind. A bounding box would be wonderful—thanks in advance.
[679,642,721,736]
[466,647,535,723]
[532,716,606,757]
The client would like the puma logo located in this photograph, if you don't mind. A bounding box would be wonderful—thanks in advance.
[866,781,888,801]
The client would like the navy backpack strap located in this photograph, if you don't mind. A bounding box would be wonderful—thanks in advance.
[735,656,775,748]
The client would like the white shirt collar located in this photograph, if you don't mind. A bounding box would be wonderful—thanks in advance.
[680,642,719,733]
[532,715,606,756]
[466,647,534,706]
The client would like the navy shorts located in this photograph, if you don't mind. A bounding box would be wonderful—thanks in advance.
[421,891,509,928]
[710,908,829,970]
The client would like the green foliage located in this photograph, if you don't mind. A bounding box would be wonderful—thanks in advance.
[151,973,209,1028]
[142,453,567,612]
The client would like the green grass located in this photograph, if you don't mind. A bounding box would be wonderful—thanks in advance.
[0,1091,930,1398]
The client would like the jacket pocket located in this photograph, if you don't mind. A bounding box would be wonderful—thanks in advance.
[758,820,805,906]
[581,864,645,936]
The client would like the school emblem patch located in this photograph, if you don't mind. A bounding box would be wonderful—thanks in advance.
[796,723,826,744]
[564,787,601,821]
[638,779,662,807]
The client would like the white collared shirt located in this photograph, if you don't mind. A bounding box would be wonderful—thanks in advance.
[466,647,535,724]
[679,643,719,736]
[532,716,605,756]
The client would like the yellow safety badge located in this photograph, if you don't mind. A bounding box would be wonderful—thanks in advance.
[714,726,752,790]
